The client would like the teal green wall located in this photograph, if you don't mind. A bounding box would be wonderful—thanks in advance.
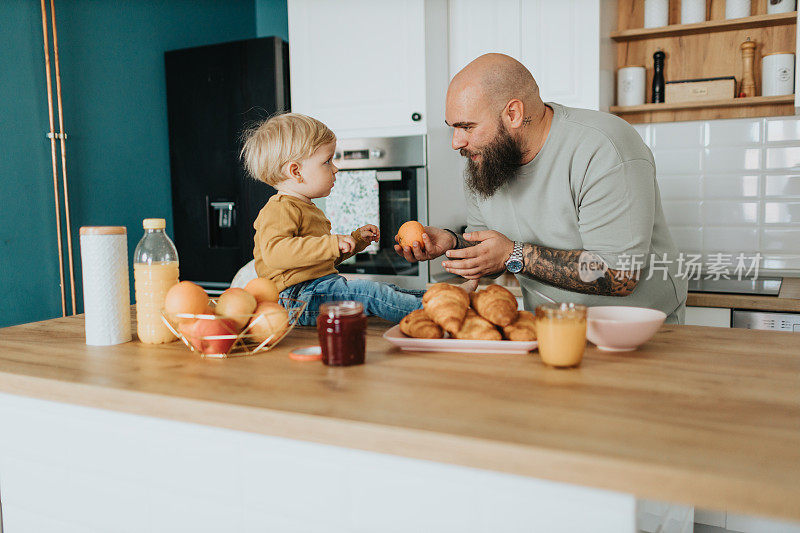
[257,0,290,40]
[0,0,288,328]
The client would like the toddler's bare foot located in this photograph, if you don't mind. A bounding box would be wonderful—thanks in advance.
[460,279,479,293]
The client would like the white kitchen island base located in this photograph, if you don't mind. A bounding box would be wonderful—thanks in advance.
[0,392,689,533]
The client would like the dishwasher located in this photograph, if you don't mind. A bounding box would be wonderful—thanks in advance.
[732,310,800,332]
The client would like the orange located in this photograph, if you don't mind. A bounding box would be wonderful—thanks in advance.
[397,220,425,249]
[244,277,280,303]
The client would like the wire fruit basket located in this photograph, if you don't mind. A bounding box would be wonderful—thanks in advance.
[161,297,308,358]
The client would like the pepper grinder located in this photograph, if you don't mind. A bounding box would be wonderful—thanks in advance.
[652,50,666,103]
[740,38,756,97]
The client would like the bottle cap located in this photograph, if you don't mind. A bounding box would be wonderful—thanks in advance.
[143,218,166,230]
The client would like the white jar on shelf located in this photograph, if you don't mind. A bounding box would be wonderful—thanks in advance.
[644,0,669,28]
[681,0,706,23]
[726,0,751,19]
[767,0,796,14]
[617,66,646,106]
[762,52,795,96]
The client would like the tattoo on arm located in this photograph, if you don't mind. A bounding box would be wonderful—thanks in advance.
[520,244,638,297]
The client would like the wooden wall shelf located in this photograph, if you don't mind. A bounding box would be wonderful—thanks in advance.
[612,0,797,124]
[611,12,796,41]
[611,94,794,113]
[611,95,795,124]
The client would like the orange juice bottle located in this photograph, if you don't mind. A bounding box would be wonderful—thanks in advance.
[133,218,179,344]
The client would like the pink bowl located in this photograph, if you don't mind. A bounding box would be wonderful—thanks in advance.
[586,306,666,352]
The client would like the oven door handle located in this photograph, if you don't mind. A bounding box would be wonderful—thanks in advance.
[376,170,402,182]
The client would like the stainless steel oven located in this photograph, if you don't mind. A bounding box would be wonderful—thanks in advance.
[322,135,428,289]
[732,310,800,332]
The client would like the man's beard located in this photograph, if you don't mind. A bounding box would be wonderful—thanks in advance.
[462,123,524,198]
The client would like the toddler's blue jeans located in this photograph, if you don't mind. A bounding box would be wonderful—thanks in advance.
[279,274,425,326]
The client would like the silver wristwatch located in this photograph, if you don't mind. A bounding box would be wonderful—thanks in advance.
[505,241,524,273]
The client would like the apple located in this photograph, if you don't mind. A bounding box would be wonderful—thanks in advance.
[180,317,238,355]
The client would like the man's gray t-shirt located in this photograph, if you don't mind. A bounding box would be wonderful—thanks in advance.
[465,103,687,323]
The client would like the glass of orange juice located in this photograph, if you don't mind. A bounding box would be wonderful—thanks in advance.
[535,303,587,368]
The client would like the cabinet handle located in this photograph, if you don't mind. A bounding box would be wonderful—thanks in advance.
[411,112,422,122]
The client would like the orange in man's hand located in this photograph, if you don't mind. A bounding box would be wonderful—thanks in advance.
[397,220,426,249]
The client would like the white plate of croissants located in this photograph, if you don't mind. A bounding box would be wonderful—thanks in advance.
[384,283,538,355]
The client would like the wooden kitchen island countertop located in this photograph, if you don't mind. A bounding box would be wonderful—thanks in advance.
[0,313,798,522]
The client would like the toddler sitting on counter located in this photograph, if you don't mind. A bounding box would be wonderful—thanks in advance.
[241,112,438,325]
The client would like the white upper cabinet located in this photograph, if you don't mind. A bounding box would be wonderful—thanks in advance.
[448,0,615,111]
[288,0,428,136]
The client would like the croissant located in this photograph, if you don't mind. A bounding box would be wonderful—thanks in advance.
[502,310,537,341]
[422,283,470,335]
[470,285,518,327]
[455,309,502,340]
[399,309,443,339]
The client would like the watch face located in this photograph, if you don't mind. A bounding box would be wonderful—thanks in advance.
[506,259,523,273]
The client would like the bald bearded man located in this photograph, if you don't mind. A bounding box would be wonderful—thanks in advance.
[394,53,688,323]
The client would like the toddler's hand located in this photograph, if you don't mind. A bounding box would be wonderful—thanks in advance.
[357,224,380,243]
[337,234,357,254]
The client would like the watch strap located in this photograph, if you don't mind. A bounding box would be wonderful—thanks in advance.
[505,241,524,271]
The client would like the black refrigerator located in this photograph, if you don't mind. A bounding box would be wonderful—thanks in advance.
[164,36,289,295]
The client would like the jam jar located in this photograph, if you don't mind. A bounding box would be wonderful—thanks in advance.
[316,301,367,366]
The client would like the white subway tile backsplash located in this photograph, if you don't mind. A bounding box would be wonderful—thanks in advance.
[703,175,760,198]
[761,228,800,251]
[647,115,800,273]
[661,201,702,226]
[702,201,759,225]
[706,118,761,146]
[653,149,703,175]
[766,118,800,142]
[633,124,650,146]
[651,121,704,149]
[764,201,800,224]
[655,175,701,200]
[668,226,703,253]
[703,227,759,253]
[765,146,800,169]
[764,174,800,196]
[761,254,800,270]
[703,147,761,172]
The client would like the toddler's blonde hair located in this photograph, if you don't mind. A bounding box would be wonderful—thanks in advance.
[240,113,336,186]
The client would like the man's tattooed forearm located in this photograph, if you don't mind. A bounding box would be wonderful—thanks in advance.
[520,244,638,296]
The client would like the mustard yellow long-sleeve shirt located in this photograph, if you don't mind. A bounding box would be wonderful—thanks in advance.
[253,194,370,292]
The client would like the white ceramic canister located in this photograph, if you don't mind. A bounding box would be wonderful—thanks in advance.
[617,66,646,106]
[762,53,795,96]
[644,0,669,28]
[767,0,796,14]
[681,0,706,23]
[726,0,751,19]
